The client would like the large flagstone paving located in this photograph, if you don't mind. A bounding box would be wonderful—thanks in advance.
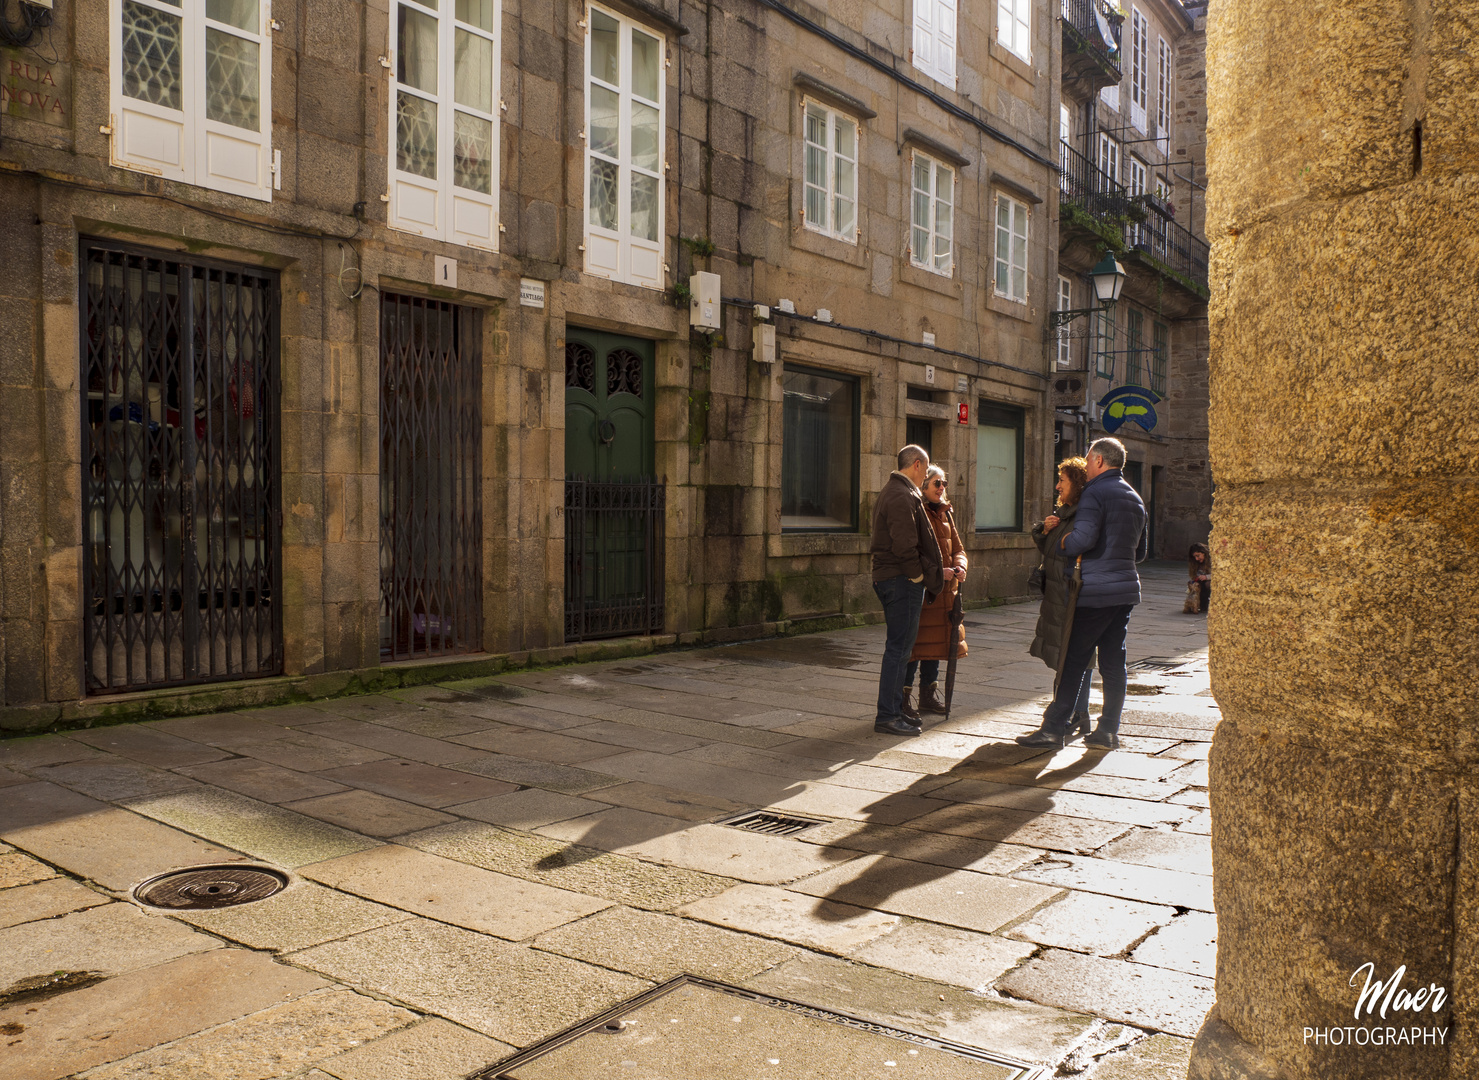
[0,565,1212,1079]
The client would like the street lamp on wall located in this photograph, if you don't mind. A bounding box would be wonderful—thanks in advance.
[1049,253,1127,328]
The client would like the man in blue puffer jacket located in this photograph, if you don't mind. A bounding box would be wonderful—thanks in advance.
[1017,437,1147,751]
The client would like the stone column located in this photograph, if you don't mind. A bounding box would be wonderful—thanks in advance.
[1191,2,1479,1079]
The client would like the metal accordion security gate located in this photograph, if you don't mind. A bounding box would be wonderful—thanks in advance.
[563,477,665,642]
[378,293,483,661]
[80,240,282,693]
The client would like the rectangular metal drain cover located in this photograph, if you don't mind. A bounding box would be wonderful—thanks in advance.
[1127,657,1196,673]
[472,975,1046,1079]
[717,810,828,836]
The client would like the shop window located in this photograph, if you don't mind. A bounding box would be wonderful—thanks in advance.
[782,365,859,530]
[975,402,1024,531]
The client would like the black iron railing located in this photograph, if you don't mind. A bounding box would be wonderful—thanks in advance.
[564,476,665,642]
[1062,0,1121,59]
[1127,213,1211,288]
[1061,143,1210,288]
[81,240,283,693]
[1060,142,1133,219]
[379,294,483,662]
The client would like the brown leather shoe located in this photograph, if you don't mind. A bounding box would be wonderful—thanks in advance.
[919,681,946,714]
[899,687,922,723]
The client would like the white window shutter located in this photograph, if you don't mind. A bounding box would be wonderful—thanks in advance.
[197,4,273,202]
[450,192,498,250]
[936,0,957,84]
[110,0,189,182]
[390,175,442,237]
[913,0,935,74]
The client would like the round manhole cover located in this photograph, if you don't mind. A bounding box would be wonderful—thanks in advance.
[134,866,288,910]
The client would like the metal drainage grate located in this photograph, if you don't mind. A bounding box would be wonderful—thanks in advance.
[134,865,288,910]
[717,810,828,837]
[1127,657,1190,673]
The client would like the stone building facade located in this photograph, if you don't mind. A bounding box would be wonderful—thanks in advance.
[0,0,1208,728]
[1053,0,1210,560]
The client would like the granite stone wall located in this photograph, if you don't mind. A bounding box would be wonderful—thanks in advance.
[1192,0,1479,1076]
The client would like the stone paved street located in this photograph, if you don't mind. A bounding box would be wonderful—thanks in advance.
[0,565,1213,1079]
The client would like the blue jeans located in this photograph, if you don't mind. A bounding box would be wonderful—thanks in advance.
[1044,605,1133,734]
[904,659,940,687]
[874,575,926,722]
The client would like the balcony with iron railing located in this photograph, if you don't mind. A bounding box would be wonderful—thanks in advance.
[1126,212,1210,296]
[1059,142,1210,296]
[1062,0,1123,93]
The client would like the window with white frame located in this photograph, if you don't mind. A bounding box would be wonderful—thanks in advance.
[1094,304,1116,378]
[388,0,501,248]
[1101,80,1119,112]
[909,152,954,276]
[1056,275,1073,368]
[997,0,1031,62]
[913,0,957,87]
[1129,8,1148,132]
[584,7,666,288]
[109,0,273,200]
[1127,156,1146,195]
[993,193,1028,303]
[1098,133,1120,185]
[1059,103,1071,170]
[1157,36,1173,138]
[803,101,859,242]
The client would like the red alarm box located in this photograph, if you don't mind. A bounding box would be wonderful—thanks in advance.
[957,402,969,424]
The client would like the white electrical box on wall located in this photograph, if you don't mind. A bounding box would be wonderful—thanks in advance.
[690,272,720,332]
[753,322,776,365]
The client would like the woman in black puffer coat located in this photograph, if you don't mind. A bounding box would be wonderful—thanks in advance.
[1029,457,1093,738]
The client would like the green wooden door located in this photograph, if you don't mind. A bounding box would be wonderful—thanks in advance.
[563,330,662,640]
[564,330,655,479]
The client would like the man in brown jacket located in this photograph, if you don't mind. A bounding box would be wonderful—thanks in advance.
[870,445,945,736]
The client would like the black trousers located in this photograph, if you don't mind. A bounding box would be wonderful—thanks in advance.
[1043,604,1134,734]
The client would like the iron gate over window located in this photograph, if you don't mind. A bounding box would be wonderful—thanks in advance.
[81,241,282,694]
[564,477,665,642]
[379,294,483,661]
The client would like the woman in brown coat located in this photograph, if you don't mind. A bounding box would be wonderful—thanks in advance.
[903,466,967,716]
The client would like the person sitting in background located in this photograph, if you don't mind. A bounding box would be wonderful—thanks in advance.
[1186,541,1212,614]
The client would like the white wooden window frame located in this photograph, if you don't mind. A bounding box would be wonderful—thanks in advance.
[997,0,1031,62]
[912,0,958,88]
[909,151,954,277]
[1127,156,1146,196]
[1129,7,1148,132]
[1101,79,1119,112]
[1099,133,1120,185]
[582,5,666,288]
[1059,103,1071,171]
[1157,36,1173,139]
[387,0,502,249]
[108,0,273,201]
[802,99,859,244]
[1094,304,1116,379]
[993,192,1029,303]
[1056,274,1073,368]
